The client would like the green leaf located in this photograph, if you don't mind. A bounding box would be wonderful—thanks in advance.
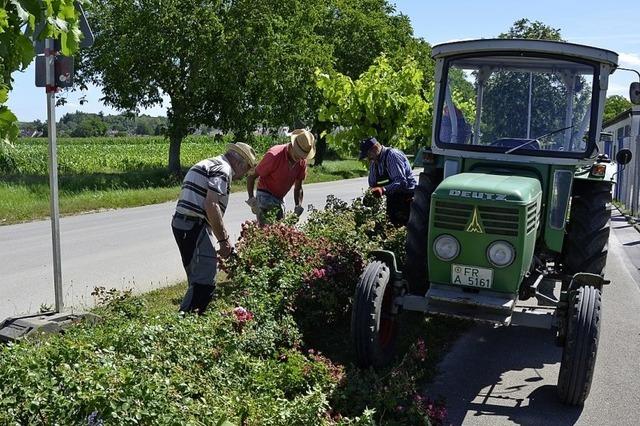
[0,9,9,33]
[15,34,35,69]
[0,106,19,142]
[0,86,8,104]
[10,0,31,24]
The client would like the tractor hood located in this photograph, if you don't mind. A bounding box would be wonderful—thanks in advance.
[434,173,541,205]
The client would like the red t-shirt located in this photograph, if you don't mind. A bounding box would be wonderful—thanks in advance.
[256,144,307,199]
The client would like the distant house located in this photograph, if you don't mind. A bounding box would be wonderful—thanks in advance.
[602,105,640,205]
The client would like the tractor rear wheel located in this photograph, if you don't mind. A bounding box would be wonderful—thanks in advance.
[563,180,612,276]
[557,285,602,405]
[404,172,437,295]
[351,261,399,368]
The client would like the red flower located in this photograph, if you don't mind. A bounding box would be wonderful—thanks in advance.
[232,306,254,323]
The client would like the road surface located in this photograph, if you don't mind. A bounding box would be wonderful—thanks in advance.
[424,211,640,425]
[0,177,371,319]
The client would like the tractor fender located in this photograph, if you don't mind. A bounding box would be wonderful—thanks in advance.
[369,250,403,281]
[569,272,610,291]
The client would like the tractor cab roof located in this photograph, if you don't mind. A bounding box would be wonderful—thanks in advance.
[432,39,618,69]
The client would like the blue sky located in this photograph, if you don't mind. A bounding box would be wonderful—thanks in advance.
[8,0,640,121]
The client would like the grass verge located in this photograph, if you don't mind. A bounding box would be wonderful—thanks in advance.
[0,160,367,225]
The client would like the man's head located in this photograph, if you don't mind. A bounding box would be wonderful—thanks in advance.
[288,129,316,162]
[225,142,257,179]
[359,137,382,162]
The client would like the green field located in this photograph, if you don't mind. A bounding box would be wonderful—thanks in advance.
[0,136,367,224]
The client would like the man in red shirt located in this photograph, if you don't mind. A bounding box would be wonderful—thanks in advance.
[246,129,315,224]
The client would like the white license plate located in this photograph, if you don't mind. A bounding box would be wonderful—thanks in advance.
[451,264,493,289]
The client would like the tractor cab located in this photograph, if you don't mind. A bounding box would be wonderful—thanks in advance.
[351,39,639,406]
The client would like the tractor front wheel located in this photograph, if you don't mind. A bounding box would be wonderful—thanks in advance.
[557,285,602,405]
[351,261,400,368]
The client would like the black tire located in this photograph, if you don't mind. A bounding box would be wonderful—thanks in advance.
[557,285,602,405]
[351,261,399,368]
[563,181,612,276]
[404,172,437,295]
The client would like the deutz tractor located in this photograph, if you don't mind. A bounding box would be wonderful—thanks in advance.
[351,39,640,406]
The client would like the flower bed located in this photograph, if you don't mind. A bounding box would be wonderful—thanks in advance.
[0,195,466,425]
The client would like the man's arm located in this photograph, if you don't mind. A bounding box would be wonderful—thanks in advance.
[294,179,303,207]
[368,161,377,188]
[204,190,232,257]
[247,173,258,199]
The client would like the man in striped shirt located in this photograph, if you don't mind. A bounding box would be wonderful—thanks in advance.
[360,137,416,226]
[172,142,257,314]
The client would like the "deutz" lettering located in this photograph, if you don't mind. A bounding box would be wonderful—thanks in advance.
[449,189,508,201]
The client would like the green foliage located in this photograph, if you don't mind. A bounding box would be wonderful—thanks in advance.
[0,196,465,424]
[499,18,563,41]
[0,0,84,144]
[604,95,632,123]
[316,55,433,156]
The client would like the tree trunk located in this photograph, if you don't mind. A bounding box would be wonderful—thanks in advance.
[312,120,328,166]
[167,104,188,178]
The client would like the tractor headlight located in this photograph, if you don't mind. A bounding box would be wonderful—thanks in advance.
[434,234,460,261]
[487,241,515,267]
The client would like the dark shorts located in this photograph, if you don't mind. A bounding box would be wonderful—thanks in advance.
[386,190,414,226]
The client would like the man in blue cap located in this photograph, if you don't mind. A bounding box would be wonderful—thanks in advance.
[360,137,416,225]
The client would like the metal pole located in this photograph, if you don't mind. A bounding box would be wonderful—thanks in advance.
[45,38,63,313]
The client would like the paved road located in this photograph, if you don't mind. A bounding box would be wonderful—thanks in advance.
[0,177,371,319]
[425,211,640,425]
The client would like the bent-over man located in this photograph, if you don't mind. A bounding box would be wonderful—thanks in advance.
[246,129,315,224]
[360,136,417,226]
[172,142,256,314]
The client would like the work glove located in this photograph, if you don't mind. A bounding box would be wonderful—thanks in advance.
[294,205,304,216]
[246,197,259,214]
[371,187,385,198]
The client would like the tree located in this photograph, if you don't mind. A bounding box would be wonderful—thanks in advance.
[1,0,83,144]
[80,0,226,175]
[499,18,562,41]
[316,56,433,156]
[604,95,632,123]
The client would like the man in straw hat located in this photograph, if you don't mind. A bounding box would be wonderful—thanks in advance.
[246,129,315,224]
[172,142,256,314]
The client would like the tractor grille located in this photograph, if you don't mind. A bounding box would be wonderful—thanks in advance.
[478,206,519,236]
[525,202,539,234]
[433,201,473,231]
[434,200,537,237]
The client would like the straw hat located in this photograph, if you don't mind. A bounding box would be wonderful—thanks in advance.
[289,129,316,160]
[226,142,257,168]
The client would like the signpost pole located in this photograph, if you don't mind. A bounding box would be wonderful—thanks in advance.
[45,38,64,313]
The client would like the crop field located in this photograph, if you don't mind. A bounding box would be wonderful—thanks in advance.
[0,136,366,224]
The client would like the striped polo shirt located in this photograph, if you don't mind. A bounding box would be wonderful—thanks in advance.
[175,155,233,219]
[368,147,416,194]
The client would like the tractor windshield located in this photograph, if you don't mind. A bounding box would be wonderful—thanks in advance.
[437,54,597,157]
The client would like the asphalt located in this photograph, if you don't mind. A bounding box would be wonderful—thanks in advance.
[424,210,640,425]
[0,176,371,320]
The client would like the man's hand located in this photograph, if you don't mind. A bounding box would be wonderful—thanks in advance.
[246,197,259,214]
[218,239,233,259]
[371,187,385,198]
[294,205,304,216]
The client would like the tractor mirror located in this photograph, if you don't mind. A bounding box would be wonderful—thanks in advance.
[631,82,640,105]
[616,148,633,165]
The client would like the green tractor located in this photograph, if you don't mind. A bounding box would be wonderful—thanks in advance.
[351,39,639,406]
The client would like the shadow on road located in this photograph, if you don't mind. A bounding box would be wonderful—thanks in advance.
[426,325,583,425]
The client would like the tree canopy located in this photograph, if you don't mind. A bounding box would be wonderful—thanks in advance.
[1,0,84,144]
[79,0,418,173]
[316,56,433,155]
[604,95,632,123]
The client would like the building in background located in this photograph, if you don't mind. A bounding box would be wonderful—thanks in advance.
[602,106,640,211]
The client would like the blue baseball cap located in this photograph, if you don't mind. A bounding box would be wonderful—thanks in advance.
[359,137,378,159]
